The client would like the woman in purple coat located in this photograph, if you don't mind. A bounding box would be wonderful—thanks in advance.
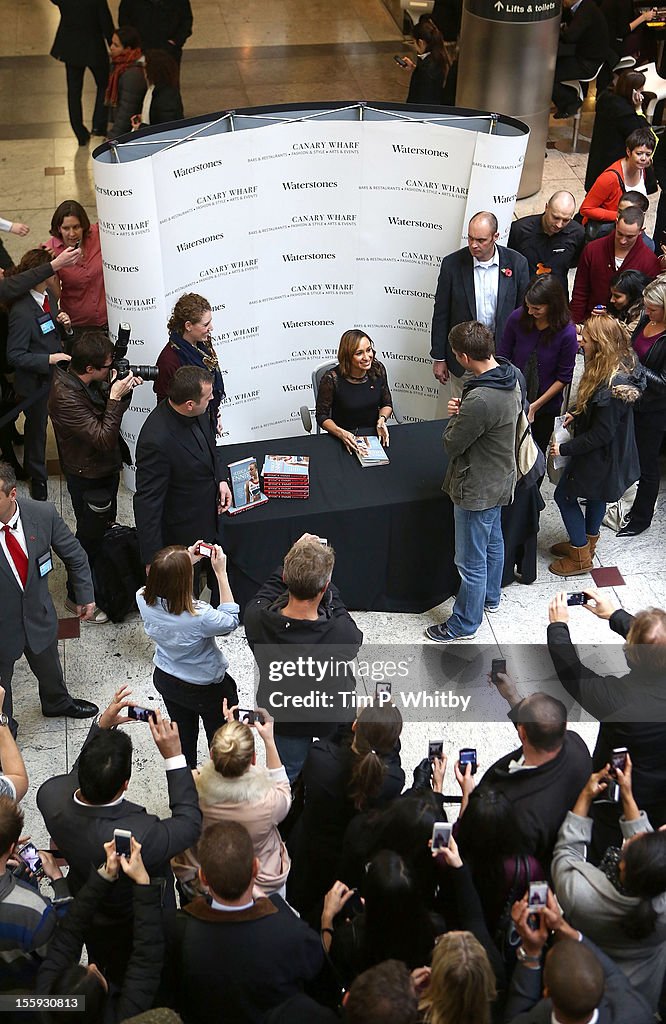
[497,274,579,453]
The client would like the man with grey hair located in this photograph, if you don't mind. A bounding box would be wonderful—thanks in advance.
[508,191,585,289]
[244,534,363,782]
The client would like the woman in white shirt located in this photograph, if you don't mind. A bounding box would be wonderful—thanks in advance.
[137,542,239,767]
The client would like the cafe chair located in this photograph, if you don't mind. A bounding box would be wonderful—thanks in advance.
[299,358,403,433]
[635,62,666,124]
[561,63,606,151]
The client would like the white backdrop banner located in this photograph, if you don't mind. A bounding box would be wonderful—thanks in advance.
[93,105,528,475]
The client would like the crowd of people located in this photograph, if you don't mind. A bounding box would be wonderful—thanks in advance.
[2,8,666,1022]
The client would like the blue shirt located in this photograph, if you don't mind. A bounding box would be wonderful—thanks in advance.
[136,589,239,684]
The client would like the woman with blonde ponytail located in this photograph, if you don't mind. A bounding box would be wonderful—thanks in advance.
[174,704,292,899]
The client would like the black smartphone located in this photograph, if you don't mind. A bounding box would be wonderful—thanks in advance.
[18,842,44,877]
[528,881,548,910]
[428,739,444,762]
[375,682,392,703]
[567,592,589,606]
[459,747,477,775]
[610,746,628,776]
[127,705,156,723]
[394,55,409,67]
[491,658,506,682]
[236,709,265,726]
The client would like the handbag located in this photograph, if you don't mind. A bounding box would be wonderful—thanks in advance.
[515,408,546,490]
[603,481,638,531]
[546,415,571,485]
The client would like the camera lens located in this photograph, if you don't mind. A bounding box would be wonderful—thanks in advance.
[130,364,160,382]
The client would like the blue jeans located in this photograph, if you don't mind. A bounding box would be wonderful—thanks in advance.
[447,505,504,638]
[274,733,313,784]
[554,478,606,547]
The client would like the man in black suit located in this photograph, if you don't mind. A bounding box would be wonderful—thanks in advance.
[134,365,231,575]
[49,0,114,145]
[552,0,612,118]
[0,461,98,733]
[172,820,323,1022]
[476,687,591,868]
[430,211,530,399]
[36,685,202,980]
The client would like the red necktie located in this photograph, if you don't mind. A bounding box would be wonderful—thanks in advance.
[3,524,28,587]
[43,294,51,315]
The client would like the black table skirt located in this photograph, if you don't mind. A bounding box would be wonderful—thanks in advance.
[219,420,540,615]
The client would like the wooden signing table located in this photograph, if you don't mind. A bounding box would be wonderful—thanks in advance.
[220,420,541,615]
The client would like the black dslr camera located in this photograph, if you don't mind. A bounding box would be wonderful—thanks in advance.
[112,323,159,381]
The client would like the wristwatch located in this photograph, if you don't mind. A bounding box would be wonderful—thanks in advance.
[0,713,9,728]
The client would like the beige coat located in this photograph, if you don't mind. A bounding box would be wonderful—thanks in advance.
[173,762,292,898]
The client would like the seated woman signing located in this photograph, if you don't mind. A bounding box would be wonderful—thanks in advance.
[316,329,393,454]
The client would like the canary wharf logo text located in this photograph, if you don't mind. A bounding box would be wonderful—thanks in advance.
[291,283,352,292]
[292,141,359,150]
[99,219,149,232]
[292,214,355,223]
[196,186,257,204]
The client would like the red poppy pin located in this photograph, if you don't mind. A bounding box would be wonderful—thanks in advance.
[29,535,36,541]
[502,268,513,277]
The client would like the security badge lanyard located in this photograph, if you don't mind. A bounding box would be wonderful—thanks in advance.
[36,312,57,336]
[37,550,53,577]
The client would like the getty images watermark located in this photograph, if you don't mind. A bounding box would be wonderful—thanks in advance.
[249,643,646,725]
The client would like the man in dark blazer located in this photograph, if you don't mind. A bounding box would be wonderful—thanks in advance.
[6,250,72,501]
[134,365,231,570]
[430,211,530,399]
[118,0,193,66]
[36,686,202,981]
[0,461,98,734]
[552,0,612,118]
[49,0,114,145]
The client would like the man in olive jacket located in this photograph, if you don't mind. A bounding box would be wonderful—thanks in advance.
[426,321,522,643]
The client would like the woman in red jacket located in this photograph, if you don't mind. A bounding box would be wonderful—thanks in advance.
[580,126,655,234]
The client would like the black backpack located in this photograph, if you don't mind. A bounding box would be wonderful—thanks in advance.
[93,524,145,622]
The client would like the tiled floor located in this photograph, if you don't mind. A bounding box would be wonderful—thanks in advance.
[1,1,664,842]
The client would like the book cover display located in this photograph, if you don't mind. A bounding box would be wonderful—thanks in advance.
[227,457,269,515]
[262,454,310,499]
[354,436,390,467]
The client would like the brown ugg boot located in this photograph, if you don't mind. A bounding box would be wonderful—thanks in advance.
[549,542,593,576]
[550,533,599,559]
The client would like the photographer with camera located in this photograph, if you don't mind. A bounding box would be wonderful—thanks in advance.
[48,331,142,623]
[0,794,70,989]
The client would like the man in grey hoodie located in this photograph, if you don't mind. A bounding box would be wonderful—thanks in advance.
[426,321,522,643]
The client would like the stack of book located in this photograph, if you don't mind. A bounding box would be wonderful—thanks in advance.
[261,455,310,499]
[355,435,390,468]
